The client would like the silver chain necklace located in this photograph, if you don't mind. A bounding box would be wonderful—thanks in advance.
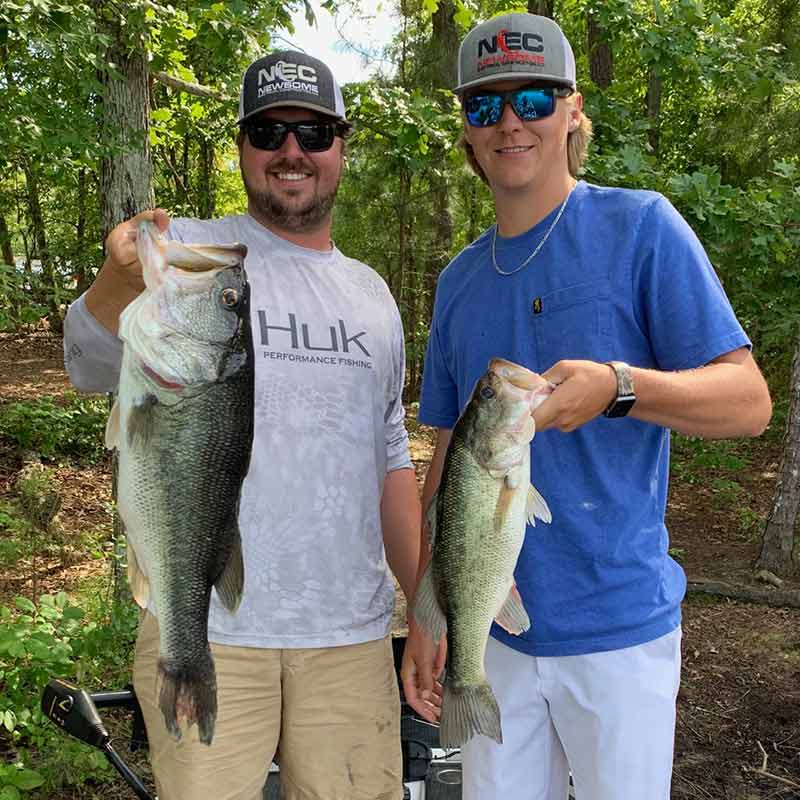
[492,184,575,276]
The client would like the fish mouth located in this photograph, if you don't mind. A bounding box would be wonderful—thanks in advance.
[139,222,247,273]
[488,358,543,391]
[140,361,185,391]
[164,242,248,272]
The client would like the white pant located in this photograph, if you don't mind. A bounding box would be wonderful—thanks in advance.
[462,628,682,800]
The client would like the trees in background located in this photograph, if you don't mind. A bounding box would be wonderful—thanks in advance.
[1,0,798,560]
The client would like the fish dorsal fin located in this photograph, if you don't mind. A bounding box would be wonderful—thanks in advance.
[126,540,150,609]
[105,398,121,450]
[495,583,531,635]
[424,491,438,547]
[411,562,447,645]
[526,484,552,526]
[214,526,244,613]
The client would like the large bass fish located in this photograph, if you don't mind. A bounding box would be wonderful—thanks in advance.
[106,221,253,745]
[412,358,552,748]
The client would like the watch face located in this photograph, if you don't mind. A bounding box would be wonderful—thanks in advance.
[604,396,636,418]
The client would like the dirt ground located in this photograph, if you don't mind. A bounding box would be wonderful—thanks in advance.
[1,331,799,799]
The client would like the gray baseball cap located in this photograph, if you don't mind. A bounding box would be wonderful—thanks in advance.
[455,13,576,95]
[237,51,348,124]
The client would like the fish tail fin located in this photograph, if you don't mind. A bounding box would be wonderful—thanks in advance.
[157,650,218,746]
[439,681,502,748]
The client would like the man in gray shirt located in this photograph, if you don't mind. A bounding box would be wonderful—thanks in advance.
[64,50,420,800]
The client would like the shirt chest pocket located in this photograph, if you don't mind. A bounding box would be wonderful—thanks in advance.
[532,279,614,367]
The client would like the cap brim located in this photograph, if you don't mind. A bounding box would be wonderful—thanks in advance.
[454,72,576,95]
[238,99,347,125]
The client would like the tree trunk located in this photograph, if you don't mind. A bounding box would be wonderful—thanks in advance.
[425,0,458,323]
[21,155,62,333]
[0,212,13,266]
[94,2,154,607]
[587,12,613,90]
[96,4,154,241]
[75,168,92,296]
[197,137,216,219]
[182,132,190,192]
[756,329,800,576]
[645,66,661,154]
[527,0,553,17]
[395,169,411,308]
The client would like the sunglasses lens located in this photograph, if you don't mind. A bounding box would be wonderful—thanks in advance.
[246,123,288,150]
[464,94,504,127]
[294,123,335,152]
[464,88,558,127]
[245,122,337,152]
[512,89,556,120]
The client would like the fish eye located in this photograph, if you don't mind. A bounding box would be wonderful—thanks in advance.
[480,386,495,400]
[220,288,239,308]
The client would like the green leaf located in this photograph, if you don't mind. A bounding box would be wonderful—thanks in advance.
[2,710,16,732]
[14,598,35,614]
[0,785,21,800]
[10,769,44,790]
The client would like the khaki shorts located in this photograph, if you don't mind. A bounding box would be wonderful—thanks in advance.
[133,612,402,800]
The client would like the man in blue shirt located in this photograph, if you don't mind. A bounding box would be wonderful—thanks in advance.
[400,12,772,799]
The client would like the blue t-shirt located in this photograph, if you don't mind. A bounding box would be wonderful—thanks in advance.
[419,181,750,657]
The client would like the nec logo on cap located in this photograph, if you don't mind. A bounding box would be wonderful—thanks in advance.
[475,28,546,73]
[258,61,320,98]
[477,29,544,56]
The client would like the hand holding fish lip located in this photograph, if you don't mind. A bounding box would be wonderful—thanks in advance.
[105,208,171,292]
[533,359,619,433]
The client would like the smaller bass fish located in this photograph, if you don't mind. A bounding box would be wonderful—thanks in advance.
[413,358,552,747]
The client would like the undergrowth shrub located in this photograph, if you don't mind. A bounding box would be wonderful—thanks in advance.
[0,395,108,462]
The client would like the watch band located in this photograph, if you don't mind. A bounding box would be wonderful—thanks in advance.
[603,361,636,418]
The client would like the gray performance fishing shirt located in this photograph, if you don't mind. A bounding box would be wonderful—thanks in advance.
[63,214,412,649]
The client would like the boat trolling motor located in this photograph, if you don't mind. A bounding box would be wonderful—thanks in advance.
[41,678,152,799]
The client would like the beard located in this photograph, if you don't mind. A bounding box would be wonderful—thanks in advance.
[242,159,340,233]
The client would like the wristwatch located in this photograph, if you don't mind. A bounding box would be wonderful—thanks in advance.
[603,361,636,418]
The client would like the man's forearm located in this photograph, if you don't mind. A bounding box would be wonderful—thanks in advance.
[84,255,144,336]
[629,350,772,438]
[381,467,422,602]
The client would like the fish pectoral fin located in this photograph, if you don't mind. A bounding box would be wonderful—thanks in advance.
[105,398,121,450]
[126,394,159,448]
[526,484,552,526]
[214,527,244,614]
[126,540,150,609]
[411,563,447,644]
[494,583,531,635]
[424,492,438,547]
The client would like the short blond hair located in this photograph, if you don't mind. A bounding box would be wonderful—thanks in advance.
[460,99,593,184]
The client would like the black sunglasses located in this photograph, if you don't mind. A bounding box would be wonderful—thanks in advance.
[243,119,347,152]
[463,86,573,128]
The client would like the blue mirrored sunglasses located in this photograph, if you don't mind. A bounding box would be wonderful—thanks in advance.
[463,86,573,128]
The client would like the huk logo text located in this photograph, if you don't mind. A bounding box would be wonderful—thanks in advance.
[258,311,371,358]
